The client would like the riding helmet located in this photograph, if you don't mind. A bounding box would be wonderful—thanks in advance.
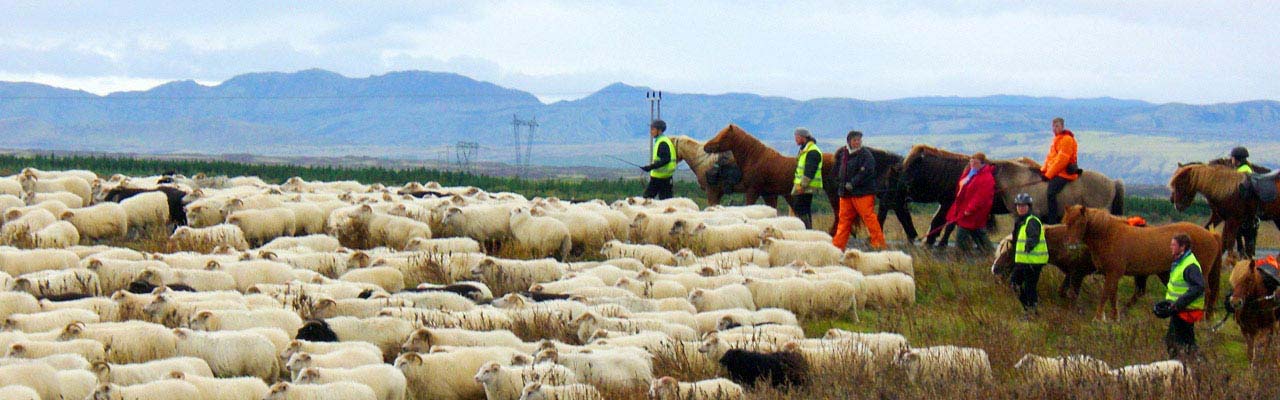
[1152,300,1176,319]
[1014,193,1034,205]
[1232,146,1250,160]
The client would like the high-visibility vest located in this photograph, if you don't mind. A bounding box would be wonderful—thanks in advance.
[1014,215,1049,264]
[793,141,823,188]
[1238,163,1255,174]
[650,135,677,179]
[1165,251,1205,310]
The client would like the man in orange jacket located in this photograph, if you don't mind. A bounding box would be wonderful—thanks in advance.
[1040,117,1079,224]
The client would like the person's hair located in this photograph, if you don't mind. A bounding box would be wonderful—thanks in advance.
[1172,233,1192,250]
[1052,117,1065,125]
[971,152,987,163]
[846,130,863,142]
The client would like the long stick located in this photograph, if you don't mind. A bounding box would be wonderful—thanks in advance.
[603,155,644,168]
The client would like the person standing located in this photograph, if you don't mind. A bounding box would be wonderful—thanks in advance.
[1040,117,1079,224]
[946,153,996,255]
[641,119,677,199]
[1165,233,1205,359]
[832,130,886,249]
[1009,193,1046,318]
[1232,146,1259,257]
[790,128,823,229]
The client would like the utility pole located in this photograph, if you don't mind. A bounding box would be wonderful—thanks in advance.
[511,115,537,177]
[646,90,662,162]
[454,141,478,172]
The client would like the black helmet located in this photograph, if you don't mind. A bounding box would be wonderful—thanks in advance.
[1014,193,1033,205]
[650,119,667,133]
[1231,146,1249,160]
[1152,300,1176,319]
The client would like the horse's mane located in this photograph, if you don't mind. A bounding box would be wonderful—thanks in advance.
[670,135,722,171]
[1229,259,1254,289]
[717,124,784,159]
[905,144,969,161]
[868,147,903,164]
[1169,163,1244,201]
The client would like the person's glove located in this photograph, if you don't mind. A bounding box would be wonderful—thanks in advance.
[791,184,804,196]
[640,165,654,172]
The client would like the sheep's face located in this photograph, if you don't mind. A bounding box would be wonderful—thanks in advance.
[285,353,312,371]
[59,322,86,340]
[474,362,501,383]
[143,296,172,316]
[295,367,321,383]
[649,376,679,398]
[265,383,290,400]
[189,311,214,330]
[698,336,719,354]
[402,330,432,353]
[691,223,709,235]
[92,384,118,400]
[990,236,1016,281]
[395,353,424,371]
[688,289,705,303]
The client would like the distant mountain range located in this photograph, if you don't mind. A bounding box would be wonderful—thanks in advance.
[0,68,1277,182]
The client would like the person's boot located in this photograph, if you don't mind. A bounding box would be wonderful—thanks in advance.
[798,214,813,230]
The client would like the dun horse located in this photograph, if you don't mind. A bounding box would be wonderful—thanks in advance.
[1060,205,1222,321]
[1170,162,1280,258]
[1228,258,1280,363]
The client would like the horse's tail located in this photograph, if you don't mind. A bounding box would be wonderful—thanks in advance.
[1109,179,1126,216]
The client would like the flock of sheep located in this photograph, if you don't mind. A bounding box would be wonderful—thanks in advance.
[0,168,1188,399]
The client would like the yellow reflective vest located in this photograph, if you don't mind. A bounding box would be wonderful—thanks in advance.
[793,141,823,188]
[1015,215,1049,264]
[1165,251,1205,310]
[650,135,677,179]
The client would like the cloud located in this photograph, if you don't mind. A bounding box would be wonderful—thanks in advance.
[0,1,1276,103]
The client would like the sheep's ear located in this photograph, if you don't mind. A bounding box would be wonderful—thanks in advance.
[302,368,320,380]
[511,354,532,366]
[168,370,186,379]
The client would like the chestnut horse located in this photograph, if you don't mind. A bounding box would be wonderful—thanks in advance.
[702,124,840,233]
[1171,162,1280,258]
[1229,258,1280,363]
[1060,205,1222,321]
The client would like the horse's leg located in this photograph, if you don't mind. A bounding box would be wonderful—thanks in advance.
[1098,269,1122,322]
[924,205,947,246]
[707,188,722,206]
[895,204,918,242]
[825,189,840,236]
[744,190,760,206]
[1122,275,1148,313]
[762,195,778,209]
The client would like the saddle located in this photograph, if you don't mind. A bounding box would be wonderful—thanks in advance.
[1240,171,1280,204]
[1257,256,1280,293]
[707,159,742,194]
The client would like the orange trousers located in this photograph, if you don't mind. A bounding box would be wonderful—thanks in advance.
[834,195,886,250]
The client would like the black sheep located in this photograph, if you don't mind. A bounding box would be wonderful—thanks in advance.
[718,349,810,388]
[520,291,573,302]
[295,319,338,342]
[410,283,489,302]
[127,280,196,294]
[38,292,94,302]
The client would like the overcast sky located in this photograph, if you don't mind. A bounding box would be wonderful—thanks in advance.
[3,1,1277,103]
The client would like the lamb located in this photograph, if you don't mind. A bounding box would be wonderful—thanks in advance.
[533,347,653,391]
[400,328,525,353]
[120,191,171,230]
[860,272,916,309]
[688,284,756,312]
[519,382,603,400]
[600,240,676,267]
[60,203,129,240]
[394,347,523,400]
[6,339,107,362]
[762,237,841,267]
[405,237,482,254]
[0,362,59,400]
[1014,354,1112,385]
[474,361,579,400]
[92,357,215,385]
[189,309,304,333]
[0,248,78,276]
[260,235,343,252]
[1109,360,1189,393]
[509,207,572,259]
[294,317,416,361]
[648,376,746,400]
[28,220,79,248]
[173,328,279,380]
[3,308,100,332]
[698,337,809,388]
[895,346,993,386]
[340,266,407,293]
[265,382,378,400]
[676,222,763,254]
[227,207,297,246]
[170,224,250,252]
[168,371,271,400]
[295,365,408,400]
[823,329,910,364]
[91,379,203,400]
[841,249,914,276]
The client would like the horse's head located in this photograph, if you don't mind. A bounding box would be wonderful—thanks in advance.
[1168,164,1200,212]
[702,124,738,153]
[1059,205,1090,245]
[1229,259,1265,312]
[990,235,1016,281]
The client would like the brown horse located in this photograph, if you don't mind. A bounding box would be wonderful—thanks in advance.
[1229,258,1280,363]
[992,224,1167,309]
[1171,162,1280,258]
[1060,205,1222,321]
[702,124,840,232]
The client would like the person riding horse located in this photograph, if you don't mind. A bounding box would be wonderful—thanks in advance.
[1041,117,1080,224]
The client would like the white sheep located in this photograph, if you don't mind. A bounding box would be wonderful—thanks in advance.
[119,191,171,230]
[295,365,408,400]
[138,267,238,292]
[823,329,910,364]
[860,272,916,309]
[600,240,676,267]
[470,257,566,294]
[60,203,128,240]
[895,346,993,386]
[56,369,98,400]
[311,296,413,319]
[746,216,806,232]
[1014,354,1112,385]
[400,327,525,353]
[572,312,697,343]
[404,237,482,254]
[92,357,215,385]
[279,340,384,367]
[677,222,763,254]
[474,361,579,400]
[1110,360,1189,393]
[534,347,653,391]
[189,308,303,333]
[519,382,604,400]
[19,175,92,206]
[207,259,295,292]
[762,237,841,267]
[0,180,21,197]
[266,381,378,400]
[6,339,107,363]
[29,220,78,248]
[395,347,523,400]
[615,276,688,299]
[509,207,572,259]
[312,316,417,362]
[25,191,86,210]
[440,204,513,245]
[842,249,914,276]
[340,266,406,293]
[648,376,745,400]
[260,235,343,252]
[0,248,78,276]
[688,284,756,312]
[91,379,204,400]
[170,224,250,252]
[693,308,799,334]
[173,328,279,380]
[346,205,434,250]
[227,207,296,246]
[168,371,271,400]
[184,198,229,228]
[4,308,100,332]
[0,362,60,400]
[13,268,101,298]
[0,353,90,371]
[1,208,55,245]
[282,202,327,235]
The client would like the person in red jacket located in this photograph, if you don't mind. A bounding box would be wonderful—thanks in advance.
[946,152,996,254]
[1040,117,1079,224]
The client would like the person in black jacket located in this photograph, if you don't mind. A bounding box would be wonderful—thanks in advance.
[831,130,886,249]
[790,128,823,229]
[1164,233,1205,359]
[1009,193,1045,319]
[641,120,676,199]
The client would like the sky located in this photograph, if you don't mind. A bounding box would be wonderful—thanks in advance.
[2,1,1278,104]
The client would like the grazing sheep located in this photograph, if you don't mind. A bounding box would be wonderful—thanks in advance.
[295,365,408,400]
[29,220,79,248]
[173,328,279,380]
[823,329,910,364]
[91,379,203,400]
[762,238,841,267]
[344,205,434,250]
[92,357,214,385]
[688,284,756,312]
[519,382,603,400]
[265,381,378,400]
[860,273,916,309]
[13,268,101,298]
[895,346,993,386]
[170,224,250,252]
[1014,354,1111,385]
[534,347,654,391]
[60,203,129,240]
[648,376,746,400]
[474,361,578,400]
[841,249,914,276]
[227,207,297,246]
[600,240,676,267]
[120,191,171,230]
[508,207,572,259]
[699,337,808,389]
[4,308,100,332]
[470,257,566,296]
[395,347,523,400]
[168,371,271,400]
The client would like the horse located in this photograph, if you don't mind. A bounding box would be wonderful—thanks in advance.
[1189,159,1278,255]
[1060,205,1222,321]
[702,124,840,233]
[1228,258,1280,363]
[992,224,1168,309]
[901,145,1125,246]
[1170,162,1280,260]
[670,135,746,206]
